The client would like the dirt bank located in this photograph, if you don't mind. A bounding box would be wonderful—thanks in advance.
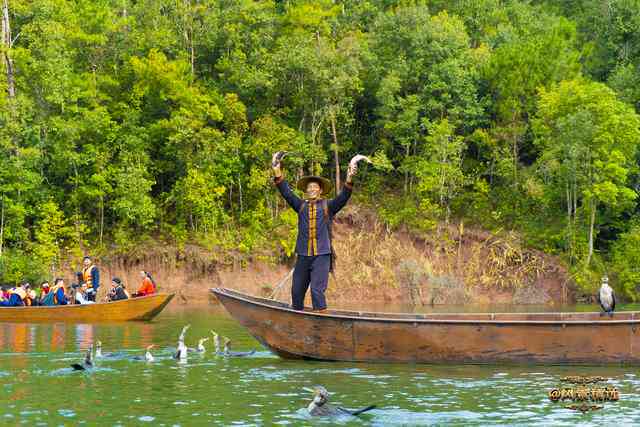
[93,205,575,308]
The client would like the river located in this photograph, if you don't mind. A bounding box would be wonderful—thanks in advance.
[1,303,639,425]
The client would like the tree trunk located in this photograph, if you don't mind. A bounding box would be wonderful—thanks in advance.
[2,0,16,99]
[99,194,104,246]
[511,113,518,186]
[403,144,410,195]
[190,28,195,77]
[238,174,243,215]
[566,181,572,263]
[0,193,4,256]
[330,113,340,192]
[587,199,596,266]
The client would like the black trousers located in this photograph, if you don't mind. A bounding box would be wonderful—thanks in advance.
[291,254,330,310]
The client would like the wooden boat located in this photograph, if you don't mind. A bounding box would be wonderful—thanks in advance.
[0,293,174,323]
[212,287,640,365]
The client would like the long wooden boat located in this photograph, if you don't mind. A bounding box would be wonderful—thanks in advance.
[212,287,640,365]
[0,293,174,322]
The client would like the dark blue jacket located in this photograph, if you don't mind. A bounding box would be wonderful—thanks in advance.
[55,287,68,305]
[0,293,24,307]
[275,177,352,256]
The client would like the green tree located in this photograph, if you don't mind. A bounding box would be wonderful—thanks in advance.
[415,118,465,225]
[533,78,640,268]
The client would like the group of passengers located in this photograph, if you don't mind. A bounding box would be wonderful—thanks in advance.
[0,255,157,307]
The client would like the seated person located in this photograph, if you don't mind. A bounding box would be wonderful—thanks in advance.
[26,289,37,306]
[0,285,27,307]
[74,283,95,305]
[107,277,130,302]
[51,278,68,305]
[35,282,50,306]
[133,271,156,297]
[21,283,33,306]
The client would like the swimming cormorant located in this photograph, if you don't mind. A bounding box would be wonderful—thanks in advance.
[195,338,209,353]
[173,324,190,360]
[95,340,125,359]
[132,345,155,362]
[210,330,220,354]
[71,345,94,371]
[304,386,376,417]
[222,337,256,357]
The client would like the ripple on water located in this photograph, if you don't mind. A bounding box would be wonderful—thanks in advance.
[138,416,155,422]
[57,409,75,418]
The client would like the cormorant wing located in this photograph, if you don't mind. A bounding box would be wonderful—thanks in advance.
[597,292,606,312]
[70,363,86,371]
[612,289,616,312]
[339,405,376,416]
[226,349,256,357]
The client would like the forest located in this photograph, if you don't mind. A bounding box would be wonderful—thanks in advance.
[1,0,640,299]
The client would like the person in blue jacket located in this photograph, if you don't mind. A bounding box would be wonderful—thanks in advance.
[0,284,27,307]
[271,154,359,312]
[51,278,68,305]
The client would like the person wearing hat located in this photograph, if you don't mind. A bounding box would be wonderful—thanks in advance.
[108,277,130,302]
[82,256,101,301]
[272,153,359,312]
[73,283,95,305]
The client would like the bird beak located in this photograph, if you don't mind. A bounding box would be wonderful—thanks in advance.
[303,387,316,394]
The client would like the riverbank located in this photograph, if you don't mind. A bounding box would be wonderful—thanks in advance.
[95,205,575,307]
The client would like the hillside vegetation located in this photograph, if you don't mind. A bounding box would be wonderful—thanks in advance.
[1,0,640,299]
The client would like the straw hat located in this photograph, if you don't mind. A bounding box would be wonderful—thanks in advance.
[296,176,332,196]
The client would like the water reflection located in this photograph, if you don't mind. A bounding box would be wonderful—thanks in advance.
[0,305,639,425]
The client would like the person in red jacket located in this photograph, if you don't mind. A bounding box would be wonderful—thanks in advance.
[133,271,156,297]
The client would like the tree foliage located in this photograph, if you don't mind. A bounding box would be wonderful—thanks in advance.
[1,0,640,299]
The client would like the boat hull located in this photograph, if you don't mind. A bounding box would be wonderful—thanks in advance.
[212,288,640,365]
[0,293,174,323]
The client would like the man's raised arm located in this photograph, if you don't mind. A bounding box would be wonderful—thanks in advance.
[328,161,357,215]
[272,152,303,212]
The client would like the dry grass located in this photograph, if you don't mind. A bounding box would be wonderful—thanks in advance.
[324,205,566,305]
[79,204,571,306]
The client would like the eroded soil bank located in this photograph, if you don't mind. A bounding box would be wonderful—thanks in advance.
[96,205,575,308]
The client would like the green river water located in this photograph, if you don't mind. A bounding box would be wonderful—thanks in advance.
[1,303,640,426]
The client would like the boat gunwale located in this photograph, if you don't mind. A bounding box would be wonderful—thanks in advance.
[0,293,173,311]
[212,287,640,325]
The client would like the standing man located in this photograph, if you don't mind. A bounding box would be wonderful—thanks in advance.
[272,153,360,312]
[82,256,100,302]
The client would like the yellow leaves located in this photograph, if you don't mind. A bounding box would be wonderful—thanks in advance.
[283,0,341,35]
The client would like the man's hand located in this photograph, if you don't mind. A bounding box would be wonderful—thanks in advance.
[272,151,285,178]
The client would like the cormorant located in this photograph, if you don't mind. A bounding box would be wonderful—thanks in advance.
[304,386,376,417]
[131,345,155,362]
[222,337,256,357]
[210,330,220,354]
[598,276,616,317]
[95,340,125,359]
[173,324,190,360]
[195,338,209,353]
[71,345,94,371]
